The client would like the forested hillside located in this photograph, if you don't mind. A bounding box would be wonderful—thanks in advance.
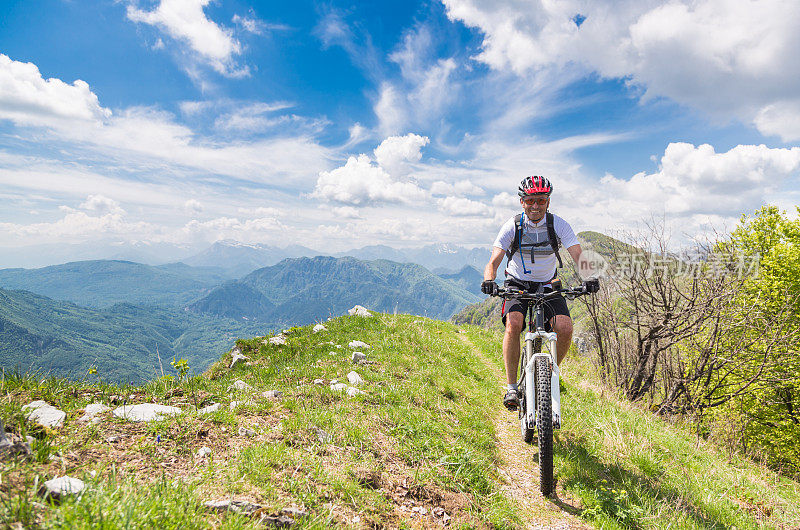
[189,256,481,324]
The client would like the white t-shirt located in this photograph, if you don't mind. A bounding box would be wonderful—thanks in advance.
[493,212,579,282]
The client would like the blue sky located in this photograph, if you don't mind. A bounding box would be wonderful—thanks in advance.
[1,0,799,264]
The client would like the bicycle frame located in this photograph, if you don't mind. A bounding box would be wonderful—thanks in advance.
[519,299,562,431]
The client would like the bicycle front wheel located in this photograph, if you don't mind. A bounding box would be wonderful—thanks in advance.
[535,356,553,495]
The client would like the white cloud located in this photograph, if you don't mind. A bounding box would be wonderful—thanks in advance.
[331,206,362,219]
[232,14,289,35]
[237,206,283,218]
[437,196,493,217]
[374,83,406,138]
[430,180,484,196]
[127,0,247,77]
[753,100,800,142]
[213,102,295,132]
[0,54,111,127]
[311,154,428,206]
[80,195,125,215]
[184,199,203,214]
[597,142,800,218]
[442,0,800,129]
[373,133,429,176]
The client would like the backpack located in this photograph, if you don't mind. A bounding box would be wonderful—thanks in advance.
[505,212,563,269]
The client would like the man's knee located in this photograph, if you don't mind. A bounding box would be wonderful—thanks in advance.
[552,315,573,337]
[505,312,524,334]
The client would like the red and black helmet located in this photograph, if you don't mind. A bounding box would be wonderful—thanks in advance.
[518,175,552,197]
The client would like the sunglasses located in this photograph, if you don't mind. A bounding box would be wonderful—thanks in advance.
[521,196,549,205]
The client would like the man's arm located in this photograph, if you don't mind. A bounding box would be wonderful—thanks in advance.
[567,244,600,281]
[484,247,506,281]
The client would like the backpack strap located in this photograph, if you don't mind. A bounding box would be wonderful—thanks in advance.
[546,212,563,268]
[505,213,524,262]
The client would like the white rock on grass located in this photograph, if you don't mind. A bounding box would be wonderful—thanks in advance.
[78,403,110,423]
[23,401,66,428]
[197,403,220,415]
[229,380,254,392]
[238,426,256,437]
[351,352,366,364]
[268,335,287,346]
[313,379,325,385]
[348,340,371,349]
[312,324,327,333]
[330,383,349,392]
[348,305,373,317]
[40,476,86,500]
[229,350,249,369]
[347,371,364,386]
[346,386,365,397]
[197,446,212,458]
[261,390,283,399]
[113,404,181,422]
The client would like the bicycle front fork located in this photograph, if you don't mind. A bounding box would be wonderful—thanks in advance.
[523,331,561,429]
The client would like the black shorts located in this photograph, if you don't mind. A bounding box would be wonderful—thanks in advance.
[501,278,570,331]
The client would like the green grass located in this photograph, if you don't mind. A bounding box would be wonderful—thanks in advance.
[2,314,799,529]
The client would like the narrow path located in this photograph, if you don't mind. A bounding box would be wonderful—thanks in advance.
[457,333,592,530]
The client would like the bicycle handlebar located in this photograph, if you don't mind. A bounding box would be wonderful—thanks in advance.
[493,285,589,301]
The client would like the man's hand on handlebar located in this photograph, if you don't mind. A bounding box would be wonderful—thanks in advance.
[481,280,499,296]
[582,277,600,293]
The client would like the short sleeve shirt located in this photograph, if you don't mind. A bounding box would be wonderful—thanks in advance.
[493,212,579,282]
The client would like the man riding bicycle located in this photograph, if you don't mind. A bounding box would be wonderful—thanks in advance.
[482,176,599,411]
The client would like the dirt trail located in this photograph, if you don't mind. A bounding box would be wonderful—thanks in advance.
[458,334,592,530]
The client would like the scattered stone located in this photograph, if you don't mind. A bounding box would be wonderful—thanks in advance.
[281,507,307,518]
[328,351,337,356]
[330,379,339,384]
[351,352,367,364]
[0,420,31,459]
[229,380,254,392]
[78,403,110,422]
[39,476,85,501]
[330,383,348,393]
[268,335,287,346]
[346,387,365,397]
[238,426,256,437]
[348,305,373,317]
[315,428,331,444]
[313,379,325,385]
[23,401,66,428]
[230,350,249,369]
[411,506,428,515]
[261,390,283,399]
[197,446,212,458]
[204,499,264,515]
[105,435,120,443]
[112,404,181,422]
[433,507,445,517]
[197,403,221,415]
[348,340,371,349]
[312,324,327,333]
[346,371,364,386]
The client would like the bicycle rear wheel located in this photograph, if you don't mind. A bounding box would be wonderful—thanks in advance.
[518,339,536,444]
[535,356,553,495]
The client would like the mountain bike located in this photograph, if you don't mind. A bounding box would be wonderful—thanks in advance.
[493,282,590,496]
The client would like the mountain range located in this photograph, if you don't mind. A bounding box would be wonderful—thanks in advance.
[0,255,483,382]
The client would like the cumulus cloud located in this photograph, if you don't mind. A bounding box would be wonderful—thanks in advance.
[437,196,493,217]
[374,84,406,138]
[753,100,800,142]
[373,133,430,176]
[596,142,800,219]
[184,199,203,214]
[442,0,800,130]
[311,154,428,206]
[0,54,111,127]
[127,0,247,77]
[80,195,125,215]
[331,206,362,219]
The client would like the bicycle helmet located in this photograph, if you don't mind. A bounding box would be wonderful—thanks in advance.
[518,175,552,197]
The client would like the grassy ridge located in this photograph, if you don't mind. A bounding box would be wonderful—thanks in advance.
[1,315,798,528]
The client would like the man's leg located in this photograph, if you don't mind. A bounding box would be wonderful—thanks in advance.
[551,314,573,366]
[503,311,525,384]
